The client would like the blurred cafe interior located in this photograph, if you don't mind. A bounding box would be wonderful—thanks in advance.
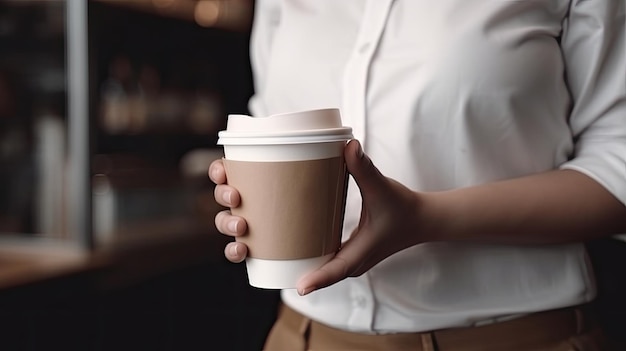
[0,1,278,350]
[1,1,626,351]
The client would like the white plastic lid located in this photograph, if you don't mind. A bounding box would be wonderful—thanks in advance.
[217,108,353,145]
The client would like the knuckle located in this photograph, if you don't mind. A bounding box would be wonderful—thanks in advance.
[214,210,231,232]
[213,185,227,205]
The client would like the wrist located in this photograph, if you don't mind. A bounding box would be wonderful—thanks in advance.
[415,191,456,244]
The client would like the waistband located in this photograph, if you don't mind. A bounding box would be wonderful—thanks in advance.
[275,302,599,351]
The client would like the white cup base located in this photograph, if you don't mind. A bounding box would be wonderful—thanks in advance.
[245,253,335,289]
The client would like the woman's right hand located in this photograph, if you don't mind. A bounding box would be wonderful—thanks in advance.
[209,159,249,263]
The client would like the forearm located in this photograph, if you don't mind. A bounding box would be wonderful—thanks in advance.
[424,169,626,245]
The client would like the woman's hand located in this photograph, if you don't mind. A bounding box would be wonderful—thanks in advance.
[209,139,428,295]
[296,140,425,296]
[209,158,249,263]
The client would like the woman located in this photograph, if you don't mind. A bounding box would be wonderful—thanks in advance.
[210,1,626,350]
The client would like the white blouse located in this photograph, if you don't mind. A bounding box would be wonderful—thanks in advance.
[247,0,626,333]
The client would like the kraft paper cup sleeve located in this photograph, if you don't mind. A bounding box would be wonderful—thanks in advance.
[224,157,347,260]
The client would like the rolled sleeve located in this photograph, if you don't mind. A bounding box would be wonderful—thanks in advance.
[559,0,626,206]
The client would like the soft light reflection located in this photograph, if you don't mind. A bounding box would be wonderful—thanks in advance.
[97,0,252,31]
[194,0,220,28]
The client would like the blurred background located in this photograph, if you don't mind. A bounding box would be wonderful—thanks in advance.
[0,1,279,350]
[2,2,625,351]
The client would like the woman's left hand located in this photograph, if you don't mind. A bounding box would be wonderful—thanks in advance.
[296,139,428,296]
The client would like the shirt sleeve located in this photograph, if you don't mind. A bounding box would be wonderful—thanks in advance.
[559,0,626,206]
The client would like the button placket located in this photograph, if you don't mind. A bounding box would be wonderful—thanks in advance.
[347,276,376,330]
[341,0,396,149]
[353,295,368,308]
[341,0,395,333]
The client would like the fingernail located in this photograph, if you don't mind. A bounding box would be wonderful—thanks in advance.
[229,244,239,257]
[298,286,315,296]
[222,190,232,204]
[228,220,238,233]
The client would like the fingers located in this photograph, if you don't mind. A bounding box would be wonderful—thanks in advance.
[214,184,241,208]
[210,159,242,209]
[210,159,249,263]
[216,209,248,263]
[215,210,247,237]
[224,241,248,263]
[216,210,248,261]
[208,159,226,185]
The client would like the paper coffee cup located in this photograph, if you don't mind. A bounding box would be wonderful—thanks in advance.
[217,108,353,289]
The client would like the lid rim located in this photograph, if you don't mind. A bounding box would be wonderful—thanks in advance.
[218,127,352,137]
[217,137,353,146]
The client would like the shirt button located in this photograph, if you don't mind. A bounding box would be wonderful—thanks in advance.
[353,296,367,308]
[357,42,371,54]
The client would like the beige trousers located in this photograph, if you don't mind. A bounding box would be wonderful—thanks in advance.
[263,303,609,351]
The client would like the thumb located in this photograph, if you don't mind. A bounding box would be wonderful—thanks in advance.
[345,140,386,197]
[295,233,372,296]
[293,141,388,295]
